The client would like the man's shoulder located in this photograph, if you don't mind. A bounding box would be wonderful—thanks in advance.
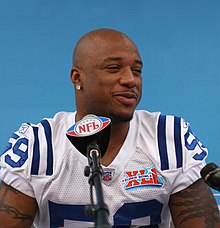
[31,111,76,132]
[134,109,160,119]
[45,111,76,124]
[134,110,185,126]
[134,110,182,119]
[133,110,161,128]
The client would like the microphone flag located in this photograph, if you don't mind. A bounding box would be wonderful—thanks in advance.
[66,114,111,157]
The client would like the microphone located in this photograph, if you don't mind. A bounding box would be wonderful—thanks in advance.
[66,114,112,227]
[200,162,220,191]
[66,114,111,158]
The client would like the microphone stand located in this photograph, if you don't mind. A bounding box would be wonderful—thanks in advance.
[84,143,112,228]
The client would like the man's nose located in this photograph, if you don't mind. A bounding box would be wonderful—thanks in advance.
[119,67,136,88]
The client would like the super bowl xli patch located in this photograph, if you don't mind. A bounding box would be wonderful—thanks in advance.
[121,166,164,191]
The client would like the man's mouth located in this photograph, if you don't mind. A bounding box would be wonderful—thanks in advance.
[113,91,138,106]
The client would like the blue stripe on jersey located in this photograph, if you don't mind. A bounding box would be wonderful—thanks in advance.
[11,133,19,139]
[31,127,40,175]
[41,119,53,175]
[157,115,169,170]
[174,117,183,168]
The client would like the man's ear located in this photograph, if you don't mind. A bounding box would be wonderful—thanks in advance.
[70,67,82,87]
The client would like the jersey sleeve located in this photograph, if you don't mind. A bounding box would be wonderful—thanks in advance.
[0,112,73,198]
[173,118,208,193]
[0,123,35,196]
[154,114,208,194]
[0,117,55,197]
[168,117,208,194]
[181,119,208,171]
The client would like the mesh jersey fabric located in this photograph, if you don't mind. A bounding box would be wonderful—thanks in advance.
[0,110,208,227]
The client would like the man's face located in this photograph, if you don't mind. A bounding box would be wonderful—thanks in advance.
[77,35,142,122]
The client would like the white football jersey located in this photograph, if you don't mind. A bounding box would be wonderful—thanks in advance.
[0,110,208,227]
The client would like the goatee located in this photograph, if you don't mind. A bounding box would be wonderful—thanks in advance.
[109,111,134,123]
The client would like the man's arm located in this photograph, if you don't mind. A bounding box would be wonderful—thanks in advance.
[0,181,38,228]
[169,178,220,227]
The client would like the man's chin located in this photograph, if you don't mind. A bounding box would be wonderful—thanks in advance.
[109,111,134,123]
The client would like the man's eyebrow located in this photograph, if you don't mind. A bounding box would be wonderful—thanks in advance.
[102,57,143,66]
[134,59,143,67]
[103,56,123,62]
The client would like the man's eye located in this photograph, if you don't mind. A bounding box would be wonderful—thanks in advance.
[106,65,120,72]
[132,68,142,74]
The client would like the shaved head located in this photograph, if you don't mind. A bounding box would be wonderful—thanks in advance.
[72,28,138,68]
[70,28,142,123]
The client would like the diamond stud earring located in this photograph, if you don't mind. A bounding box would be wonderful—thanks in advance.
[76,85,81,90]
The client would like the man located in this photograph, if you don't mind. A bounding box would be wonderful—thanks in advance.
[0,28,219,227]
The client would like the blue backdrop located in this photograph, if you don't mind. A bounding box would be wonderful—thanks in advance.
[1,0,220,208]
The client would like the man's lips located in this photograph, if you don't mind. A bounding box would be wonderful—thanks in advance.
[113,91,138,105]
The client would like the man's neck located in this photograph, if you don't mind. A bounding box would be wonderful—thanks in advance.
[101,121,130,166]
